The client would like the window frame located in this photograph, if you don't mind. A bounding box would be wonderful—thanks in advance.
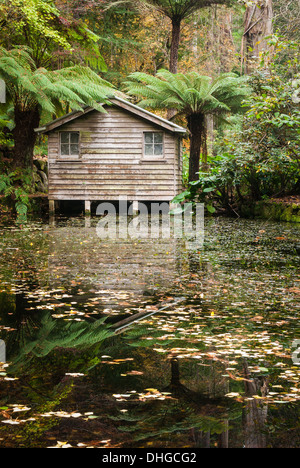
[143,131,165,160]
[59,131,81,160]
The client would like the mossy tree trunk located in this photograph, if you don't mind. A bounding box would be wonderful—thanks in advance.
[12,105,40,169]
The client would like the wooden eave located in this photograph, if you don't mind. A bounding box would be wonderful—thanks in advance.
[110,97,186,135]
[34,106,95,134]
[35,96,187,136]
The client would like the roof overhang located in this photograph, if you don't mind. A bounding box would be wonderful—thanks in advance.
[34,96,187,136]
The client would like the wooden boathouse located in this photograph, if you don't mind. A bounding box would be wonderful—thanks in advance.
[35,96,186,214]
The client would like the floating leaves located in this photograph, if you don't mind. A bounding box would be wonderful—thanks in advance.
[40,411,99,420]
[0,217,299,447]
[1,404,35,425]
[113,389,173,402]
[0,363,18,382]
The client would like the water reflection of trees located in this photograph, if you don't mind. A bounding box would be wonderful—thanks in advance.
[0,290,292,448]
[243,360,268,448]
[118,316,271,448]
[0,219,299,447]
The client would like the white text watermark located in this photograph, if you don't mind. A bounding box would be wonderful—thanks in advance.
[0,339,6,363]
[95,197,204,250]
[0,79,5,104]
[292,339,300,365]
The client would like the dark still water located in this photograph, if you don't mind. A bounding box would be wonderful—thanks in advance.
[0,216,299,448]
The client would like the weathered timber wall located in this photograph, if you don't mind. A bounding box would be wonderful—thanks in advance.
[48,106,183,202]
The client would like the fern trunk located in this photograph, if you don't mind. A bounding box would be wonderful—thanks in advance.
[188,113,207,182]
[12,106,40,169]
[170,16,182,74]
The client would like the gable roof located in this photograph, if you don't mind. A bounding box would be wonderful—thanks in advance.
[35,96,187,135]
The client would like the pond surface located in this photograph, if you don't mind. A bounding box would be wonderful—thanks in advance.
[0,215,299,448]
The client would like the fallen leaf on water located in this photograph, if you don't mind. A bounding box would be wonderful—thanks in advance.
[123,370,144,376]
[250,316,264,322]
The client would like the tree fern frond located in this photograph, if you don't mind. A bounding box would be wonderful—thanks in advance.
[0,47,115,115]
[124,69,250,120]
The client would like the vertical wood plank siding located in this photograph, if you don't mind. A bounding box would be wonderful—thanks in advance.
[48,106,183,201]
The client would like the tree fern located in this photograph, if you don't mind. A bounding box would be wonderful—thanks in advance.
[124,69,250,181]
[0,46,115,168]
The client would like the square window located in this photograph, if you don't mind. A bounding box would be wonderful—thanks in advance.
[144,132,164,158]
[145,144,154,155]
[61,144,70,156]
[154,133,163,144]
[60,132,80,158]
[60,133,69,144]
[70,133,79,144]
[70,144,79,155]
[154,144,163,155]
[144,133,154,144]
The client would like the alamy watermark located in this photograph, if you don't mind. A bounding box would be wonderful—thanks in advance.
[0,79,5,104]
[292,78,300,104]
[95,197,204,250]
[0,339,6,363]
[292,340,300,365]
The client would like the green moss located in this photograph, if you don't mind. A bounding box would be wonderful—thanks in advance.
[80,131,92,143]
[254,201,300,223]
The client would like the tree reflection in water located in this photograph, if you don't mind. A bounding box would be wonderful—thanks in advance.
[0,217,299,447]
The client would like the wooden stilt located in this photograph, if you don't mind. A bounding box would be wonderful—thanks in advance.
[85,200,91,216]
[49,199,55,215]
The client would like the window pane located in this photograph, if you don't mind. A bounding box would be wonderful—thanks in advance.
[154,133,163,143]
[144,133,153,144]
[61,133,69,144]
[154,144,163,155]
[145,144,154,155]
[70,144,79,155]
[61,144,69,155]
[70,132,79,143]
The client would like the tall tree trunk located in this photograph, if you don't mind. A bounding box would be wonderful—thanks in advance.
[169,16,182,74]
[241,0,274,74]
[12,106,40,169]
[205,114,214,169]
[188,113,206,182]
[167,16,182,120]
